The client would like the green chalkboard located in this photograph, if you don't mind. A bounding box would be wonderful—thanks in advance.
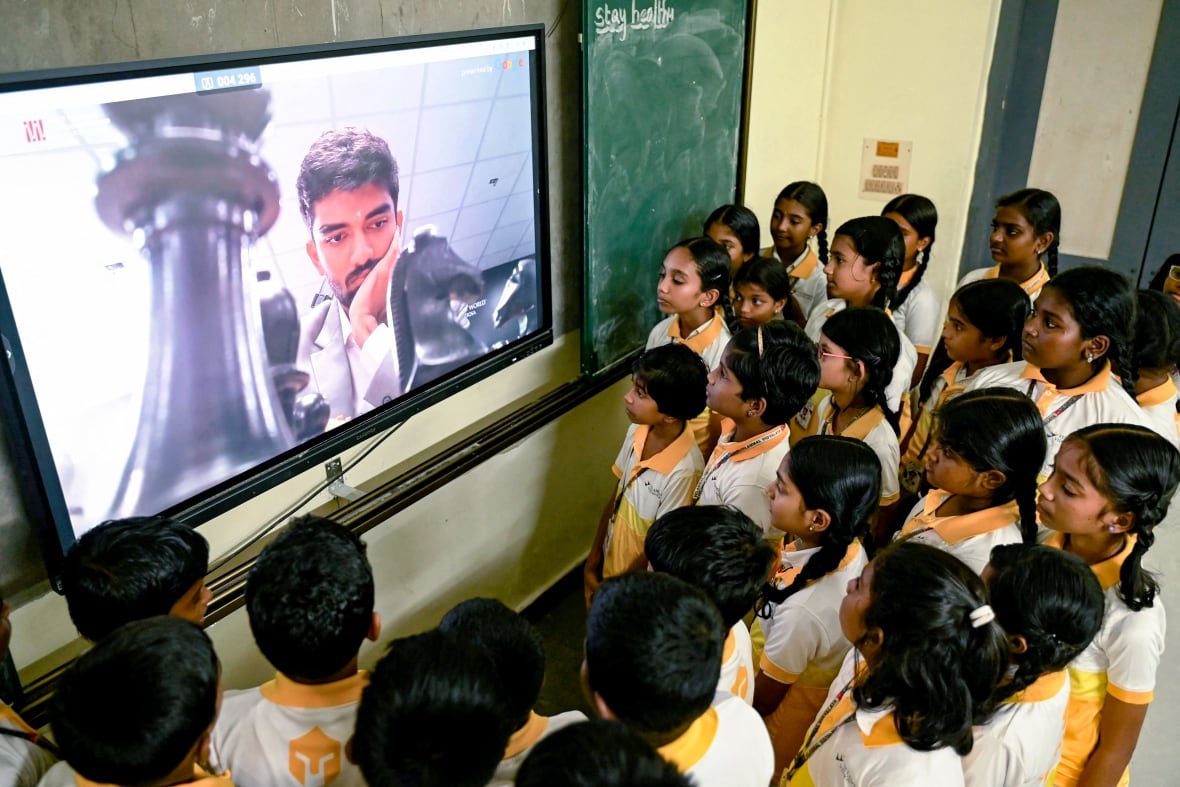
[581,0,750,374]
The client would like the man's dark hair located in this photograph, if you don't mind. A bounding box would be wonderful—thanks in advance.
[353,629,513,787]
[585,572,723,737]
[438,598,544,732]
[297,126,400,229]
[246,515,374,681]
[646,505,775,628]
[516,719,693,787]
[61,516,209,641]
[51,616,219,785]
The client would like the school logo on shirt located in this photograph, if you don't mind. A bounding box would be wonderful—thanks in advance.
[289,726,343,785]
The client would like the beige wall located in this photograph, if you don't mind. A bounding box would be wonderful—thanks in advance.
[744,0,1002,307]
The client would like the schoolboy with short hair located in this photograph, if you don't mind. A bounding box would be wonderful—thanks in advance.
[438,597,586,786]
[40,616,228,787]
[645,505,776,704]
[699,322,819,538]
[584,343,708,603]
[582,572,774,786]
[515,719,693,787]
[61,516,211,641]
[210,515,377,787]
[0,594,57,786]
[352,628,514,787]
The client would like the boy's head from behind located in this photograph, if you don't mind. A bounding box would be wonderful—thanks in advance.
[52,616,219,786]
[353,628,513,787]
[583,572,724,741]
[646,505,776,628]
[516,719,693,787]
[438,597,543,731]
[629,343,708,423]
[62,516,210,641]
[246,515,376,682]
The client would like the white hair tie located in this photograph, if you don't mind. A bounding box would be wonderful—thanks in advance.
[970,604,996,628]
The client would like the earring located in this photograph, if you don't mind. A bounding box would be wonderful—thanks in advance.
[745,409,755,417]
[1086,352,1095,363]
[1108,525,1118,532]
[808,524,817,532]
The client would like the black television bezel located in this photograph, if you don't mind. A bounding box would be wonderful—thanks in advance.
[0,23,554,587]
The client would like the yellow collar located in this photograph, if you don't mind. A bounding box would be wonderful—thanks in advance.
[657,708,719,772]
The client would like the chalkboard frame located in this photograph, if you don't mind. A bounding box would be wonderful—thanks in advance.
[580,0,755,376]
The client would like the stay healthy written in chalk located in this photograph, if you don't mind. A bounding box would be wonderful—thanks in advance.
[594,0,676,41]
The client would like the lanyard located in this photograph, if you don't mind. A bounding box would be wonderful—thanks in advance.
[1026,380,1082,426]
[692,425,785,502]
[782,676,857,783]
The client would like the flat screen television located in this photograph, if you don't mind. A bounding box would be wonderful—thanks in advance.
[0,24,552,580]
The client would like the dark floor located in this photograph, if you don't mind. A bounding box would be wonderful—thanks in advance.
[521,566,595,717]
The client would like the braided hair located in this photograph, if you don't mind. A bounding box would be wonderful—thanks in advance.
[882,194,937,310]
[831,217,903,310]
[933,388,1046,544]
[822,307,901,435]
[996,188,1061,277]
[1066,424,1180,611]
[983,544,1104,715]
[756,436,879,616]
[776,181,829,267]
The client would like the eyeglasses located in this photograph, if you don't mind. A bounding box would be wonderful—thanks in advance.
[1168,265,1180,282]
[818,348,854,362]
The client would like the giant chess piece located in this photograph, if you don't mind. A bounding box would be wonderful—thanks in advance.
[97,88,294,519]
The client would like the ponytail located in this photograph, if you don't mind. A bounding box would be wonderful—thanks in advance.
[757,437,879,616]
[882,194,938,310]
[984,544,1104,716]
[1067,424,1180,611]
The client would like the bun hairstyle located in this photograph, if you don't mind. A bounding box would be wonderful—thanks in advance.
[882,194,937,309]
[1043,266,1138,396]
[821,307,901,435]
[831,217,904,310]
[984,544,1104,714]
[857,542,1008,753]
[667,236,732,323]
[724,321,820,426]
[917,278,1029,407]
[996,188,1061,277]
[776,181,829,266]
[704,204,761,260]
[932,388,1046,543]
[1065,424,1180,611]
[757,436,880,616]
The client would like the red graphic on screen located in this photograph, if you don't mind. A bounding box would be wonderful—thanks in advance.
[23,119,45,143]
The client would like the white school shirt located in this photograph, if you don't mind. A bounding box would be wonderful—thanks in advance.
[645,310,732,374]
[786,649,965,787]
[964,361,1150,481]
[891,274,943,355]
[791,397,900,506]
[209,672,367,787]
[962,670,1071,787]
[488,710,587,786]
[957,262,1051,305]
[0,704,55,787]
[1136,377,1180,448]
[718,621,755,704]
[804,298,917,413]
[695,422,790,538]
[1046,533,1165,787]
[37,762,231,787]
[763,245,829,319]
[898,492,1023,576]
[657,692,774,787]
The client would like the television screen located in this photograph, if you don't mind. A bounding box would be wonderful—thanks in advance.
[0,25,552,563]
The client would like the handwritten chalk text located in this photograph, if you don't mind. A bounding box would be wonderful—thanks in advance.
[594,0,675,41]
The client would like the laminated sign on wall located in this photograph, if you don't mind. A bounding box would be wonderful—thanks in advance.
[860,139,912,200]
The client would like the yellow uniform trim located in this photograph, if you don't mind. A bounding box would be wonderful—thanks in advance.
[657,708,719,773]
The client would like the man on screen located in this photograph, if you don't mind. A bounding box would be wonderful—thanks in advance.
[296,127,404,421]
